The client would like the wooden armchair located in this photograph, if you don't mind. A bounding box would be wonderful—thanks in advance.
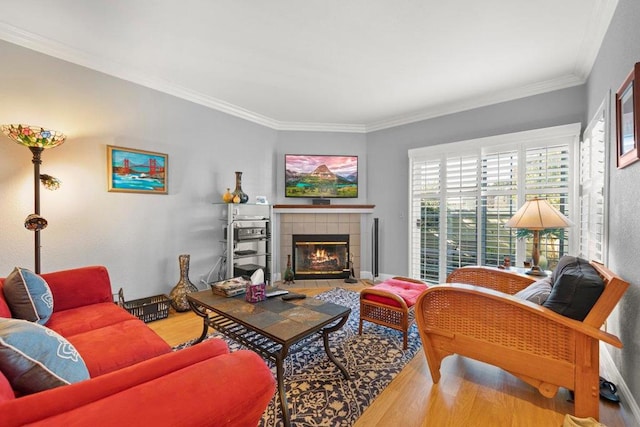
[415,262,628,420]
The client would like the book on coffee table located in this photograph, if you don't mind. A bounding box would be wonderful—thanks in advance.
[210,277,250,297]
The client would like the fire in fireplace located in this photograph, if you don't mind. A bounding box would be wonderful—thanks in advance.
[292,234,349,279]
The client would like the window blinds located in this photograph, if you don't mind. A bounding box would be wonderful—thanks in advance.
[409,124,580,283]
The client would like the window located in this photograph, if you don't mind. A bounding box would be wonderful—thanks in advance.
[409,124,580,283]
[579,102,609,263]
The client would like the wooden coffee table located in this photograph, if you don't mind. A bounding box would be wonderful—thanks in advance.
[187,290,351,427]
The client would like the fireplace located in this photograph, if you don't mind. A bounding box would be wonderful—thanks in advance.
[292,234,349,279]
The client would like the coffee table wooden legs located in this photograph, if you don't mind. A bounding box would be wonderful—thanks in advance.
[274,353,291,427]
[187,300,210,344]
[322,314,351,380]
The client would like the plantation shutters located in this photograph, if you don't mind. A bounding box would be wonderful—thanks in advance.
[410,158,440,282]
[445,156,479,276]
[523,144,572,263]
[481,149,518,268]
[409,124,580,283]
[579,105,608,263]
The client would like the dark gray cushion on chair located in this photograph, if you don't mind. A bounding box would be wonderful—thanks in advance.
[550,255,578,284]
[543,256,604,320]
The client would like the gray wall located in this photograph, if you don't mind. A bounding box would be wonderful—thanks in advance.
[0,40,368,298]
[0,40,278,299]
[367,86,586,278]
[585,0,640,407]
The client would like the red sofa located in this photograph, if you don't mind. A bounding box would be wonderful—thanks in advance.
[0,266,276,426]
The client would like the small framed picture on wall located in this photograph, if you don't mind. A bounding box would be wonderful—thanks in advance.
[107,145,168,194]
[616,62,640,168]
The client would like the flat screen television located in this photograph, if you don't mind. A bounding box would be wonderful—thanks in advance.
[285,154,358,198]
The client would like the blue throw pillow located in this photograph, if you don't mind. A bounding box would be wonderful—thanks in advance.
[0,318,89,394]
[3,267,54,324]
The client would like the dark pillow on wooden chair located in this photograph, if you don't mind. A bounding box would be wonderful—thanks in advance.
[543,256,604,320]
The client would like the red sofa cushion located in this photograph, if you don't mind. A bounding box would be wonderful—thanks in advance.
[0,266,112,317]
[363,278,428,308]
[40,266,113,312]
[46,303,136,337]
[0,339,275,427]
[66,319,171,377]
[30,350,275,427]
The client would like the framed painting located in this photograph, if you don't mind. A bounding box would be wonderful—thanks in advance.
[616,62,640,169]
[107,145,168,194]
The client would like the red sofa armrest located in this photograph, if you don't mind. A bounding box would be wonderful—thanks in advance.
[40,266,113,312]
[0,338,277,427]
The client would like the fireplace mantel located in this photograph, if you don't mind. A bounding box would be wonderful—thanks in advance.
[273,204,375,214]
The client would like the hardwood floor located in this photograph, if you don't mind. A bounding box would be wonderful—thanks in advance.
[147,280,634,427]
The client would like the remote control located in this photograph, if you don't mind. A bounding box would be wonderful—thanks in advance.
[281,293,306,301]
[266,289,289,298]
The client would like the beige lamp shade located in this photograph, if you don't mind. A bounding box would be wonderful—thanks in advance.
[505,197,572,276]
[505,198,573,230]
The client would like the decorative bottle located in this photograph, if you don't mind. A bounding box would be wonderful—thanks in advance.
[169,254,199,312]
[232,171,249,204]
[283,254,295,284]
[222,188,233,203]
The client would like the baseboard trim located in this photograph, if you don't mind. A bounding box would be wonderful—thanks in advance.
[600,345,640,424]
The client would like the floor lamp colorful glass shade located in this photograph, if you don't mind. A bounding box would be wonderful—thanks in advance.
[505,197,573,276]
[1,124,66,274]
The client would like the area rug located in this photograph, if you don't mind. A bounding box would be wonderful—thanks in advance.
[173,288,422,427]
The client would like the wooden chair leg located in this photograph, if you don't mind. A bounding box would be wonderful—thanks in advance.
[420,335,443,383]
[574,336,600,419]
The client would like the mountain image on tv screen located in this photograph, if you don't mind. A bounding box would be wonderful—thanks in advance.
[285,155,358,198]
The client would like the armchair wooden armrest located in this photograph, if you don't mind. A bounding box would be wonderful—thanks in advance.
[417,261,628,421]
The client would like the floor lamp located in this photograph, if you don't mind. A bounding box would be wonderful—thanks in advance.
[1,124,66,274]
[505,197,573,276]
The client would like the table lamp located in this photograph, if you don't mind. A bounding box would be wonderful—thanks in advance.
[1,124,66,274]
[505,197,572,276]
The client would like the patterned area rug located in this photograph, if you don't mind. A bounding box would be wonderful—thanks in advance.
[173,288,422,427]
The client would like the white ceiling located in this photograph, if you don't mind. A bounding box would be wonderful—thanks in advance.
[0,0,617,133]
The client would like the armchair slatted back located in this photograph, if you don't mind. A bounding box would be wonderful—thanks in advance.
[584,261,629,328]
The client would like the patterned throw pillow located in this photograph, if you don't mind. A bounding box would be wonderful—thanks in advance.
[3,267,54,324]
[0,318,89,394]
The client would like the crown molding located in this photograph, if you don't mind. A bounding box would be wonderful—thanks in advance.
[273,120,366,133]
[0,22,369,133]
[0,6,610,136]
[0,22,285,129]
[572,0,618,80]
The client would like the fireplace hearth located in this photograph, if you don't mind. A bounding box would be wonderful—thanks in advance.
[292,234,349,279]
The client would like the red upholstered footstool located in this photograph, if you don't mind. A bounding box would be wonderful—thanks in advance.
[359,277,428,349]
